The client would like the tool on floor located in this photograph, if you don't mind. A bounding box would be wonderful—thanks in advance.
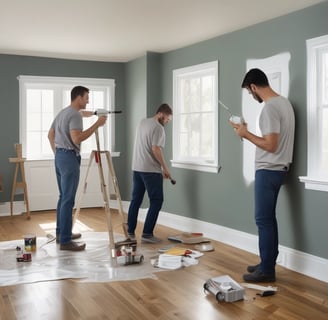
[240,283,277,297]
[116,244,144,265]
[73,111,137,261]
[204,275,245,303]
[9,143,30,219]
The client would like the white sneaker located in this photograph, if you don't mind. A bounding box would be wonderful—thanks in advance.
[141,235,162,243]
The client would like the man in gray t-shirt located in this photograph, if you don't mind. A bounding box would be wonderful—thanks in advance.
[48,86,107,251]
[127,104,173,243]
[230,68,295,283]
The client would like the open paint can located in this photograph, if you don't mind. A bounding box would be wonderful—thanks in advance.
[24,234,36,252]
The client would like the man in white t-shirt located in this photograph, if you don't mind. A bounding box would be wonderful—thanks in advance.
[230,68,295,282]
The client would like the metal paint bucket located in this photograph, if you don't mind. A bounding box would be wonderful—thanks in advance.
[24,234,36,252]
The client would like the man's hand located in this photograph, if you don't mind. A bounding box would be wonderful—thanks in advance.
[229,120,247,138]
[96,116,107,127]
[229,120,279,152]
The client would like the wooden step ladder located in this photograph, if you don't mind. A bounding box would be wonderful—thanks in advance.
[73,129,130,259]
[9,143,30,219]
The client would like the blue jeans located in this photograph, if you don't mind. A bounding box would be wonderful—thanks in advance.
[127,171,163,236]
[55,148,81,244]
[255,169,286,274]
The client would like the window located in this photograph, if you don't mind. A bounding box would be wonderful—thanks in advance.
[300,34,328,191]
[18,76,116,160]
[172,61,219,173]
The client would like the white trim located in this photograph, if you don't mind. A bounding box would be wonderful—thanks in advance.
[299,176,328,192]
[137,206,327,283]
[0,201,26,217]
[171,160,220,173]
[301,35,328,191]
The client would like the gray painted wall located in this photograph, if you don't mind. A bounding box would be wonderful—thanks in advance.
[0,55,126,201]
[157,2,328,260]
[0,2,327,260]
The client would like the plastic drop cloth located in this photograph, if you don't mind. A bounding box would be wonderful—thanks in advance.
[0,232,164,287]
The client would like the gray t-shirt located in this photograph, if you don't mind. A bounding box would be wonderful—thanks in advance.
[50,106,83,154]
[255,96,295,171]
[132,117,165,173]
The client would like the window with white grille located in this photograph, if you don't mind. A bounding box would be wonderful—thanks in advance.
[18,76,115,160]
[300,34,328,191]
[172,61,219,173]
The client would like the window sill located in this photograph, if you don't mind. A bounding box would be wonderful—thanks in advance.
[171,160,220,173]
[299,176,328,192]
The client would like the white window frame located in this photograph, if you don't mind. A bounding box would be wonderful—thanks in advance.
[18,75,116,160]
[172,61,219,173]
[300,34,328,191]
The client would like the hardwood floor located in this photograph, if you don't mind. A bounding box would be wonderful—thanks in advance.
[0,209,327,320]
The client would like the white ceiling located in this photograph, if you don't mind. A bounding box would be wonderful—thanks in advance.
[0,0,324,62]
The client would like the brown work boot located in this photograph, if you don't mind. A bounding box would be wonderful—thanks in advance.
[60,240,86,251]
[56,233,82,244]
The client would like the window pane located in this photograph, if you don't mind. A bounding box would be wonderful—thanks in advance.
[63,90,70,107]
[181,79,190,113]
[42,90,54,113]
[26,89,41,113]
[190,78,200,113]
[190,113,200,157]
[201,75,214,112]
[27,132,41,157]
[323,52,328,105]
[27,113,42,131]
[321,109,328,173]
[201,113,214,158]
[90,90,105,109]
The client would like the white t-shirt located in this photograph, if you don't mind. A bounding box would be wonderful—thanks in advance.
[255,96,295,171]
[50,106,83,154]
[132,117,165,173]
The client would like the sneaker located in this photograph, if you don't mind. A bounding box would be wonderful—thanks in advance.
[56,233,82,244]
[247,263,261,273]
[243,268,276,283]
[128,233,136,241]
[141,235,162,243]
[60,240,86,251]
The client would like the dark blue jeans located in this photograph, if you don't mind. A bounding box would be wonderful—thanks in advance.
[127,171,163,236]
[255,169,286,274]
[55,148,81,244]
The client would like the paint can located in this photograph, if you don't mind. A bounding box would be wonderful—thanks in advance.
[24,234,36,252]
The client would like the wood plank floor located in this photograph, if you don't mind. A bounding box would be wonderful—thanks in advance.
[0,209,327,320]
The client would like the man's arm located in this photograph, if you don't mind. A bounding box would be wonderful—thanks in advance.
[231,121,279,153]
[48,128,56,154]
[70,116,107,145]
[152,145,171,179]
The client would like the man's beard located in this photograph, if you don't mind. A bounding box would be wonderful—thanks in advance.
[252,91,263,103]
[158,116,165,126]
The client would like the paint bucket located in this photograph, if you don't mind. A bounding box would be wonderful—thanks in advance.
[24,234,36,252]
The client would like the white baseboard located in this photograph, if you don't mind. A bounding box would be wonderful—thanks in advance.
[0,201,26,216]
[3,200,327,283]
[128,203,327,283]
